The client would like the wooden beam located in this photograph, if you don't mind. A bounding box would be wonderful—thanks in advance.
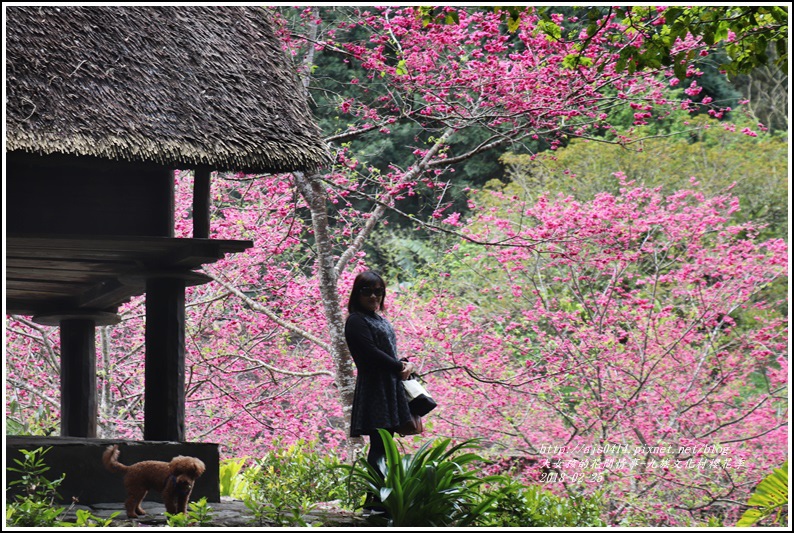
[34,311,120,327]
[5,235,252,316]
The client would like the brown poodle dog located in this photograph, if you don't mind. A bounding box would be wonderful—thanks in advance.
[102,444,206,518]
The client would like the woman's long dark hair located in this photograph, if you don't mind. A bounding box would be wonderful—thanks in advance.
[347,270,387,314]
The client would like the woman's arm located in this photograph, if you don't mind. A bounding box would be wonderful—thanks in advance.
[345,314,404,373]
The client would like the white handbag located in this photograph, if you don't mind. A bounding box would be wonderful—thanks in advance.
[402,377,437,416]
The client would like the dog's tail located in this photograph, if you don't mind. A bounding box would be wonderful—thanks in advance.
[102,445,129,474]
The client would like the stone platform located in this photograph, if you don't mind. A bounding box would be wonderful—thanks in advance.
[57,497,369,527]
[6,436,220,505]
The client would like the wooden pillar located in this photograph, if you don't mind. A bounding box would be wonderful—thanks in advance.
[193,166,211,239]
[35,311,118,437]
[60,319,97,437]
[144,277,186,441]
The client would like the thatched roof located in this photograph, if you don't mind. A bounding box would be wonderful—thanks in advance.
[5,6,330,173]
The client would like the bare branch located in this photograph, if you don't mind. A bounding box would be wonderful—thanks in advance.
[203,269,332,353]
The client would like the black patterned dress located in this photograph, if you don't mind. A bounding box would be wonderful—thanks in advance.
[345,310,412,437]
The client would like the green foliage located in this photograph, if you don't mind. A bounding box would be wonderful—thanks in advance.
[544,6,789,79]
[692,51,743,110]
[420,6,524,34]
[477,477,605,527]
[702,516,724,527]
[736,460,788,527]
[219,456,250,499]
[65,509,120,527]
[339,430,505,526]
[6,447,66,527]
[499,115,789,241]
[165,497,214,527]
[368,226,445,282]
[7,446,64,498]
[240,439,349,526]
[495,6,523,33]
[6,446,119,527]
[5,498,65,528]
[6,399,58,436]
[417,6,459,27]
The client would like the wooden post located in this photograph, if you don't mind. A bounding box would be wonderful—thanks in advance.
[144,277,186,441]
[193,166,211,239]
[60,319,97,437]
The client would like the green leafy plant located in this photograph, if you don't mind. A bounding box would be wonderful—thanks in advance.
[6,446,120,527]
[66,509,120,527]
[241,439,349,526]
[340,430,505,526]
[219,457,250,499]
[737,460,788,527]
[6,400,58,436]
[5,498,65,528]
[165,497,214,527]
[477,477,605,527]
[5,446,66,527]
[165,512,191,527]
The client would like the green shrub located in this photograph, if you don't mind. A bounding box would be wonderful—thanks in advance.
[240,438,349,526]
[6,446,119,528]
[5,498,65,528]
[340,430,505,527]
[478,477,605,527]
[6,400,58,436]
[6,447,66,527]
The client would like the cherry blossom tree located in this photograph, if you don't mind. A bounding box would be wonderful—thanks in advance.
[396,175,787,525]
[265,4,747,435]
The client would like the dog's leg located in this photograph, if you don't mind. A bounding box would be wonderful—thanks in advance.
[125,488,148,518]
[163,485,178,515]
[177,489,192,515]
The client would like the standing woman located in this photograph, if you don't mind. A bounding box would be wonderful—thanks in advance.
[345,270,416,476]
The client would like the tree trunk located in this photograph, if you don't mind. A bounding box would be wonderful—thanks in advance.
[293,172,358,439]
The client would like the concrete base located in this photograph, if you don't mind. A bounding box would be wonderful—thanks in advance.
[6,436,220,506]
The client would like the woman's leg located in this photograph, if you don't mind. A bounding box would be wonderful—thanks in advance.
[364,430,393,514]
[366,430,389,477]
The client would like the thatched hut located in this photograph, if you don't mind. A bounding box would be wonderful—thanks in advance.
[5,6,329,504]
